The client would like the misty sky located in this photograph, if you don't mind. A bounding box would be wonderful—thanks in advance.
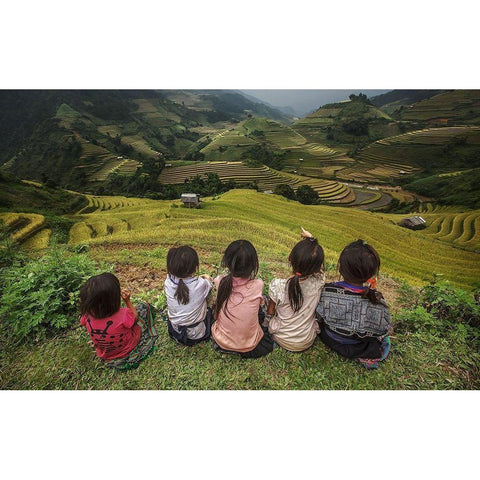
[241,89,390,116]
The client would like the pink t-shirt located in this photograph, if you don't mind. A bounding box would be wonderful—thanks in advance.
[211,276,265,353]
[80,307,141,360]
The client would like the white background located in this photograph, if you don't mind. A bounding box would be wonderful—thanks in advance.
[1,1,478,479]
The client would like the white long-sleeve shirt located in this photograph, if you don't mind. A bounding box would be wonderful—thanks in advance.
[164,275,212,339]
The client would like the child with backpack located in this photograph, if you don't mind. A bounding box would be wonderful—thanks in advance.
[316,239,392,369]
[79,272,158,370]
[164,245,213,346]
[211,239,274,358]
[266,233,325,352]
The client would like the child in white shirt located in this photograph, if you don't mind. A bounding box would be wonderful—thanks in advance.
[164,245,213,346]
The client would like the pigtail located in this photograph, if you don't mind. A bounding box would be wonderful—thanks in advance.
[286,236,324,312]
[287,274,304,312]
[362,285,384,305]
[215,272,234,319]
[175,278,190,305]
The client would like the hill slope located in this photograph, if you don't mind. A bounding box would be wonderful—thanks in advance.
[0,90,290,190]
[397,90,480,125]
[61,189,480,290]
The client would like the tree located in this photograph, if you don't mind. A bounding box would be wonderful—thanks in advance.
[296,185,319,205]
[274,184,296,200]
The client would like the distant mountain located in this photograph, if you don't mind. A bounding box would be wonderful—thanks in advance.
[370,90,445,115]
[240,90,390,117]
[292,95,399,150]
[162,90,293,124]
[235,90,297,118]
[396,90,480,125]
[0,89,292,189]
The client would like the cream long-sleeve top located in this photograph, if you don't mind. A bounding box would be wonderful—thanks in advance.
[268,272,325,352]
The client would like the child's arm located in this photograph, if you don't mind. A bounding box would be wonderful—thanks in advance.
[301,227,314,239]
[121,290,138,320]
[267,298,276,316]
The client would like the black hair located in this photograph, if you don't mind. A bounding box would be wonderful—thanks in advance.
[338,239,383,304]
[79,272,121,319]
[215,240,259,319]
[287,238,325,312]
[167,245,199,305]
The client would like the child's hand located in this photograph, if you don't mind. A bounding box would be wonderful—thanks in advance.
[121,290,131,302]
[200,274,213,282]
[301,227,314,239]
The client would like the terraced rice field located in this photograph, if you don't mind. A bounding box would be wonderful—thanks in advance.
[343,126,480,182]
[199,118,309,162]
[157,161,354,203]
[88,158,141,182]
[77,195,158,214]
[69,195,171,244]
[0,213,50,250]
[400,90,480,123]
[242,118,306,149]
[284,143,355,177]
[419,203,462,214]
[419,211,480,250]
[121,135,162,157]
[66,190,480,290]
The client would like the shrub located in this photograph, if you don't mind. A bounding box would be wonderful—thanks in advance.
[395,281,480,337]
[296,185,319,205]
[422,281,480,328]
[274,184,296,200]
[0,247,108,340]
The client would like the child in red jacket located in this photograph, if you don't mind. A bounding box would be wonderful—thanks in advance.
[79,272,158,370]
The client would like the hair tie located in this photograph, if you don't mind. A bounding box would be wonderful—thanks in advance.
[295,272,302,277]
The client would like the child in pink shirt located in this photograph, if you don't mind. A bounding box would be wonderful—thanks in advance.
[79,272,158,370]
[212,240,273,358]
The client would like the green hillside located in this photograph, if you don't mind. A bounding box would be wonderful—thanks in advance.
[370,90,444,115]
[405,167,480,209]
[2,189,479,390]
[58,190,478,289]
[0,90,290,191]
[397,90,480,125]
[342,126,480,183]
[292,95,397,148]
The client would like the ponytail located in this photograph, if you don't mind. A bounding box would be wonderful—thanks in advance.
[286,236,324,312]
[362,285,384,305]
[215,273,234,320]
[287,274,304,312]
[175,278,190,305]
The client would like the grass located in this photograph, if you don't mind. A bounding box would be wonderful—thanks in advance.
[1,281,478,390]
[1,189,479,390]
[67,190,480,290]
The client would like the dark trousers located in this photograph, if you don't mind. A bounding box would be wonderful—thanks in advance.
[167,308,213,347]
[319,327,382,359]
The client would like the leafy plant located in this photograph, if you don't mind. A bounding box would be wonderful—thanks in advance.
[0,247,108,340]
[135,289,167,314]
[395,281,480,341]
[422,281,480,328]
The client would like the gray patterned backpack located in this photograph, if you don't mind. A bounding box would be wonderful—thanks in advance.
[316,284,390,337]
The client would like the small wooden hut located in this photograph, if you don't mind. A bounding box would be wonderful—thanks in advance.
[181,193,201,208]
[399,216,426,230]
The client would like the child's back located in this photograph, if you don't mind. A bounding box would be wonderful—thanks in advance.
[165,274,212,340]
[268,273,324,351]
[79,272,158,370]
[165,246,213,346]
[212,275,264,352]
[81,307,140,360]
[211,239,273,358]
[267,235,325,352]
[316,239,391,368]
